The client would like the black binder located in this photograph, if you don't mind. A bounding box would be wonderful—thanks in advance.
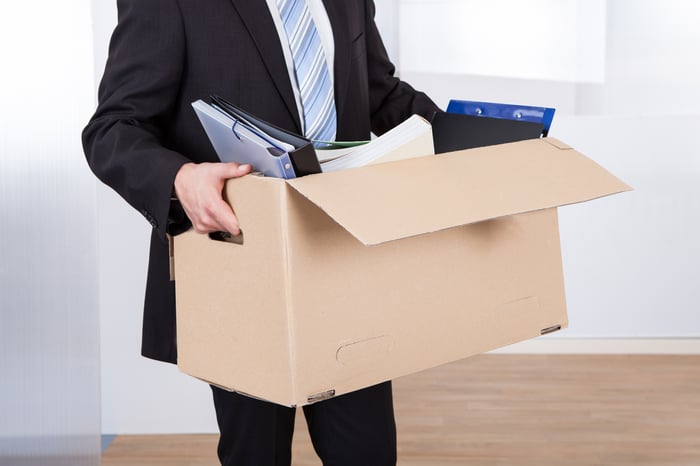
[432,111,546,155]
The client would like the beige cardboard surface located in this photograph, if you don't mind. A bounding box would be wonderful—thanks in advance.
[176,176,298,403]
[287,138,631,245]
[283,198,567,403]
[175,138,630,406]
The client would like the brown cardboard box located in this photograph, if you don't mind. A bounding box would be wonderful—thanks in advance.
[174,138,630,407]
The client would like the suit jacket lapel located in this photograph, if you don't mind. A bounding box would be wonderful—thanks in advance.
[229,0,302,133]
[322,0,352,131]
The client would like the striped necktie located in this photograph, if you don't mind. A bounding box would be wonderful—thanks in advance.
[277,0,337,144]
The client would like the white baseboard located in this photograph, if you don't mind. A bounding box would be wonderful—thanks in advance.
[489,338,700,355]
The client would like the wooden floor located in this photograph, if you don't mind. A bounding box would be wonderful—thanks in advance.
[102,355,700,466]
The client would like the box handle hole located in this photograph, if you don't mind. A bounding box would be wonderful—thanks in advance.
[208,230,244,246]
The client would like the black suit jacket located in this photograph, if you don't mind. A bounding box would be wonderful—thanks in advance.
[83,0,439,364]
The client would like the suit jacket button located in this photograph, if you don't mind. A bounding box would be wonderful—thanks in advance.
[142,209,158,228]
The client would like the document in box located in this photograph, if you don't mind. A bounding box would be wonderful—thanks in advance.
[319,115,434,172]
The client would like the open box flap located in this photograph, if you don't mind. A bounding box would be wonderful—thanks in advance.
[286,138,632,246]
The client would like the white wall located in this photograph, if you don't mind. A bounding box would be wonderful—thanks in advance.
[0,1,101,463]
[577,0,700,116]
[91,0,700,434]
[402,0,700,337]
[374,0,400,64]
[400,0,606,83]
[554,115,700,337]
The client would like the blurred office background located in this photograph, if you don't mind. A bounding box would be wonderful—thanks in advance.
[1,0,698,463]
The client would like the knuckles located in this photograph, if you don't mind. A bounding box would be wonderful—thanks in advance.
[192,213,217,234]
[192,223,210,234]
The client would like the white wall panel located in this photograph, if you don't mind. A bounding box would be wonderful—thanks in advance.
[400,71,579,114]
[577,0,700,116]
[554,115,700,337]
[374,0,401,65]
[0,1,101,463]
[399,0,606,82]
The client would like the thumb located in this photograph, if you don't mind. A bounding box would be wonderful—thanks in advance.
[218,162,252,178]
[235,163,252,176]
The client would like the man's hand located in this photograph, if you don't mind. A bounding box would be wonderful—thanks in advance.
[173,162,252,235]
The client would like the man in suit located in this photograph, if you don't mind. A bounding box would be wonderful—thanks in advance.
[83,1,439,464]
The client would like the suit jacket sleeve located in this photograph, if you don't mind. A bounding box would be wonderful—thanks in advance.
[82,0,191,240]
[364,0,440,135]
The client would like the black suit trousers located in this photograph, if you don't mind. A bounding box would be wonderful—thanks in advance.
[211,382,396,466]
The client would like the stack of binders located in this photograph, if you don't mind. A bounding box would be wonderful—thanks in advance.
[193,95,434,177]
[192,95,321,179]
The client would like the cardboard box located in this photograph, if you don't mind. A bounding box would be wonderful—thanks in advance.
[174,138,630,407]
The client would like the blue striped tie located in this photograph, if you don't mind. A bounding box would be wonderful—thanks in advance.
[277,0,337,144]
